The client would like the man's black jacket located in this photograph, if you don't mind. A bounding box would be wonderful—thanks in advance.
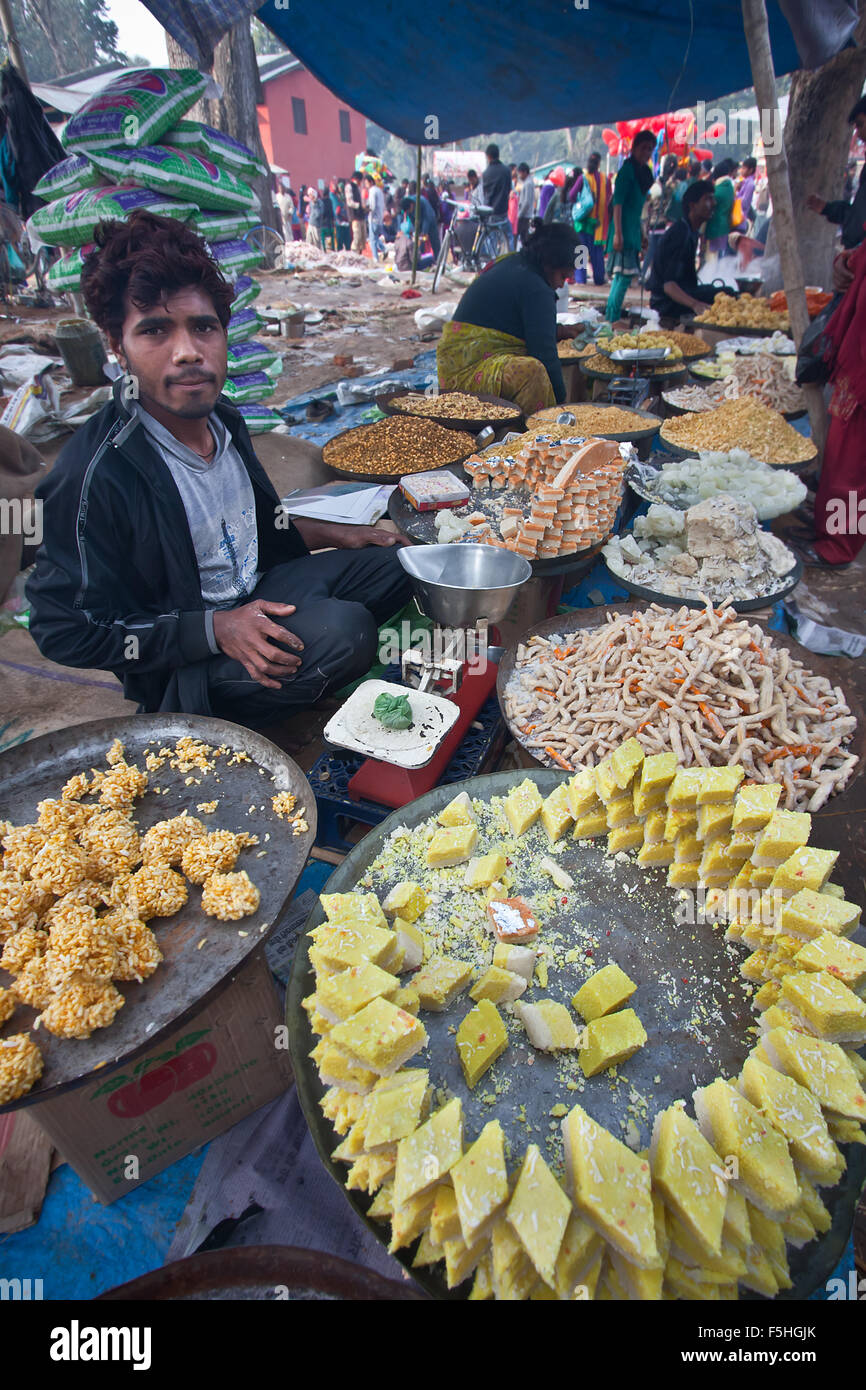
[26,381,308,714]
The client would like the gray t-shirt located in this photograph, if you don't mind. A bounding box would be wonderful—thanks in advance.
[136,404,260,612]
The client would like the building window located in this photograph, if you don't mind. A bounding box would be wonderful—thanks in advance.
[339,109,351,143]
[292,97,307,135]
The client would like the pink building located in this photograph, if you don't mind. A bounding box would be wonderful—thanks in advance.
[257,53,367,189]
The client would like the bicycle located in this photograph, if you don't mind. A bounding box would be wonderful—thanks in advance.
[243,223,287,272]
[431,198,511,293]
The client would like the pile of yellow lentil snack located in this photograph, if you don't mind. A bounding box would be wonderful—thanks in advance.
[303,745,866,1300]
[0,737,277,1105]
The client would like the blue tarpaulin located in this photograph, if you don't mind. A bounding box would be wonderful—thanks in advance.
[252,0,803,143]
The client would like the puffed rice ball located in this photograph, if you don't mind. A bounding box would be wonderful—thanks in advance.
[2,824,48,878]
[36,797,90,834]
[101,907,163,982]
[0,926,47,974]
[0,871,49,939]
[0,986,16,1026]
[78,809,142,882]
[61,772,91,802]
[12,957,56,1011]
[46,912,119,983]
[0,1033,43,1103]
[181,830,241,885]
[201,870,260,921]
[98,762,148,809]
[125,865,188,919]
[40,880,107,930]
[140,813,206,866]
[36,978,124,1039]
[29,831,88,895]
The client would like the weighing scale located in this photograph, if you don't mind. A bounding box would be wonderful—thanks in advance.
[324,544,531,808]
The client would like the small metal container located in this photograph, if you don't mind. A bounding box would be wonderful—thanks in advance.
[398,543,531,628]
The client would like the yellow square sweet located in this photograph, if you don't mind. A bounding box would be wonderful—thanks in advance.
[578,1008,646,1076]
[607,823,644,854]
[695,766,745,805]
[572,961,636,1022]
[610,736,645,791]
[751,810,812,868]
[552,1212,604,1300]
[464,851,507,889]
[491,1218,537,1301]
[319,892,388,929]
[515,998,581,1051]
[606,795,638,829]
[414,955,474,1011]
[388,1188,437,1252]
[312,1039,378,1093]
[456,998,508,1087]
[780,970,866,1044]
[316,961,400,1024]
[674,832,702,863]
[540,782,573,843]
[328,997,428,1076]
[739,1053,840,1182]
[770,847,839,900]
[593,756,621,805]
[504,778,543,836]
[312,922,397,972]
[562,1104,658,1268]
[492,942,537,982]
[427,823,478,867]
[727,830,756,865]
[732,783,782,832]
[437,790,475,826]
[573,808,609,839]
[393,917,425,970]
[452,1118,508,1245]
[638,750,677,798]
[643,808,667,846]
[469,964,527,1004]
[781,889,860,941]
[430,1183,461,1244]
[794,932,866,994]
[382,881,429,923]
[364,1070,430,1151]
[637,841,675,867]
[567,767,599,819]
[393,1097,463,1206]
[697,803,734,845]
[664,807,696,842]
[665,768,706,811]
[650,1105,727,1259]
[667,862,701,888]
[506,1143,572,1289]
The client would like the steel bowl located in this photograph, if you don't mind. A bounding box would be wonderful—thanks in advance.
[397,543,531,627]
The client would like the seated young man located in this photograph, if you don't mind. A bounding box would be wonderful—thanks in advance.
[27,212,411,728]
[647,181,723,326]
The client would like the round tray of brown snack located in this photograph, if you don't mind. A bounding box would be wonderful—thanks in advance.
[0,714,315,1110]
[322,415,477,482]
[497,604,866,801]
[578,352,689,386]
[287,767,866,1300]
[526,402,662,447]
[387,463,617,577]
[376,389,524,434]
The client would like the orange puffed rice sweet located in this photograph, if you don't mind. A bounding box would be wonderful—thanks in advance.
[140,812,207,866]
[101,906,163,981]
[201,870,261,921]
[181,829,242,885]
[0,1033,43,1103]
[36,978,125,1040]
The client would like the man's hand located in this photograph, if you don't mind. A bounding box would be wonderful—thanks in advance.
[293,518,410,550]
[832,249,855,294]
[212,600,304,690]
[806,194,826,214]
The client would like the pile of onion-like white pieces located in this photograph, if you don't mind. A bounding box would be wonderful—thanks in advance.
[647,449,807,520]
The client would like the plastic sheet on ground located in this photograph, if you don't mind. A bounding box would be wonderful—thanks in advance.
[279,349,437,444]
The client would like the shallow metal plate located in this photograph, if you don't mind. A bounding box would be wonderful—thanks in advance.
[0,714,315,1109]
[602,556,804,615]
[288,769,865,1300]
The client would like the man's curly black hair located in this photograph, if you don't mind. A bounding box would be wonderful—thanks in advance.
[80,211,234,341]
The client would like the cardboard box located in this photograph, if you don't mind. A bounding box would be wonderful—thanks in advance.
[31,949,292,1205]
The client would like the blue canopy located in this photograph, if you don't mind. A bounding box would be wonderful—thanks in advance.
[253,0,802,143]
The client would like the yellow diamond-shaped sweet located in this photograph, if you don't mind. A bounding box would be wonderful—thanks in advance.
[693,1078,799,1218]
[650,1105,727,1259]
[393,1097,463,1206]
[506,1143,572,1289]
[456,997,508,1087]
[739,1052,841,1181]
[562,1103,658,1268]
[452,1118,509,1246]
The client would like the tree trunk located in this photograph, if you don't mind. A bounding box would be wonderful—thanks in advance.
[166,26,278,231]
[741,0,828,452]
[763,5,866,291]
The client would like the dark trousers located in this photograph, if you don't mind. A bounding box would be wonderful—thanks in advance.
[517,216,532,247]
[206,546,411,728]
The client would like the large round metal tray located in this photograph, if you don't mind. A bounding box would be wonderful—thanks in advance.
[579,357,689,386]
[658,423,818,472]
[288,767,866,1300]
[525,402,662,446]
[0,714,315,1110]
[376,389,524,434]
[322,420,476,483]
[387,463,617,577]
[601,556,803,614]
[596,333,713,362]
[497,605,865,804]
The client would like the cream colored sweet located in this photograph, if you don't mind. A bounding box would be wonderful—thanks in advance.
[328,996,428,1076]
[469,964,527,1004]
[437,791,475,826]
[515,998,581,1052]
[382,881,429,922]
[504,779,544,836]
[540,782,573,843]
[464,851,508,890]
[426,823,478,867]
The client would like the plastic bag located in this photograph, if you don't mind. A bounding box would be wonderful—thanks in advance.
[62,68,208,153]
[89,146,256,212]
[227,340,281,376]
[372,692,413,729]
[795,295,840,387]
[230,275,261,313]
[222,368,278,403]
[163,121,265,181]
[210,240,265,283]
[30,187,198,248]
[235,402,282,433]
[194,208,259,242]
[33,153,102,200]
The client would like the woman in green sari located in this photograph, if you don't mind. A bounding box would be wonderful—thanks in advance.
[437,222,582,413]
[605,129,656,323]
